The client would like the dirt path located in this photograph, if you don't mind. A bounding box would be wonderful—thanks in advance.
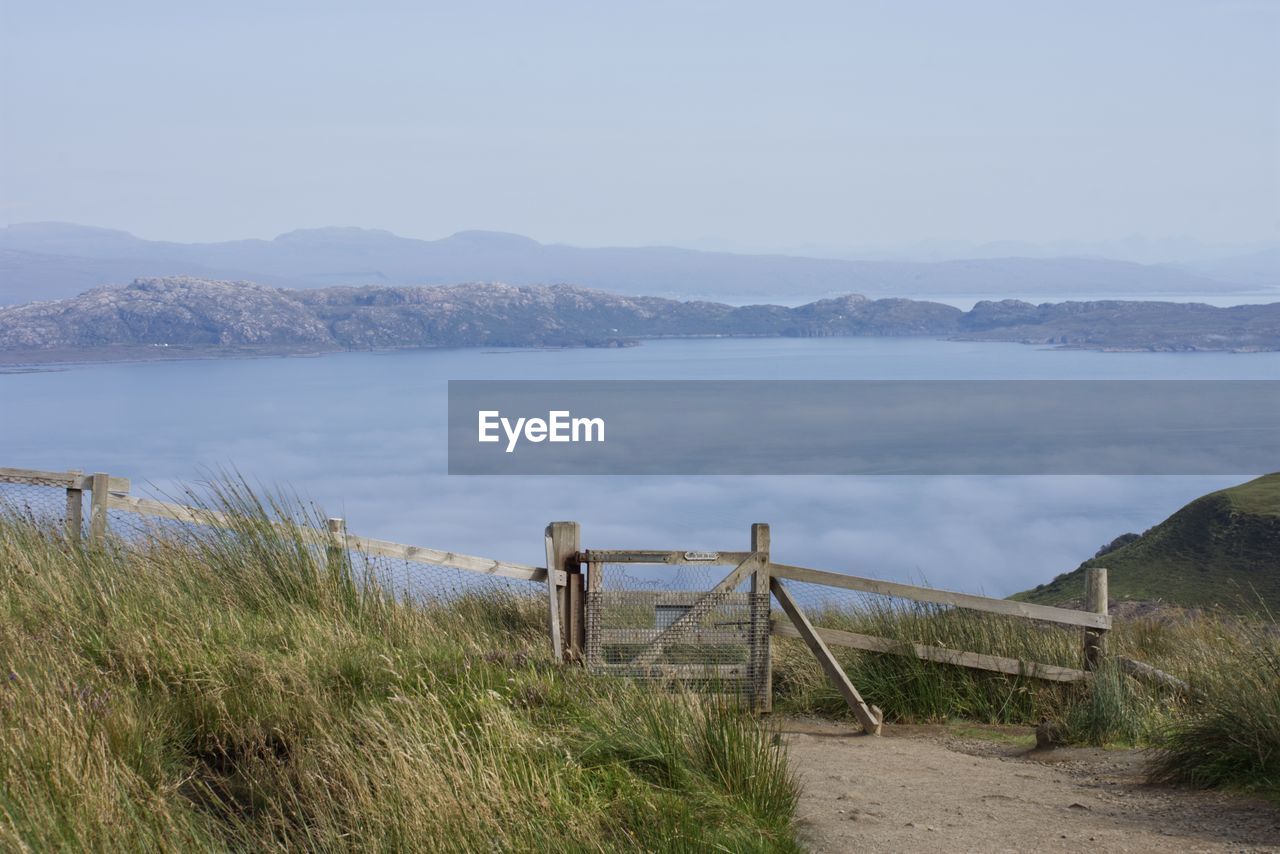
[780,718,1280,853]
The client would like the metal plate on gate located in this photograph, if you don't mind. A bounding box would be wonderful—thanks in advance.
[683,551,719,561]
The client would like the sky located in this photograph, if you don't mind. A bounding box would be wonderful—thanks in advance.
[1,0,1277,251]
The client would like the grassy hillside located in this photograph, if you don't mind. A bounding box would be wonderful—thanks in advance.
[0,495,799,852]
[1013,473,1280,611]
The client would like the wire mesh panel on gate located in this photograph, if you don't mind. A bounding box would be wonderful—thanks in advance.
[584,560,770,705]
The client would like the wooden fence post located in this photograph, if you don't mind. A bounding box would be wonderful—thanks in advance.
[326,518,347,572]
[1083,567,1108,671]
[751,523,772,713]
[585,555,602,668]
[545,522,580,662]
[65,470,84,544]
[566,529,585,660]
[88,472,110,545]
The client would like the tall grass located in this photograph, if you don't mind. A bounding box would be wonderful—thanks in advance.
[0,492,799,852]
[1148,617,1280,793]
[771,596,1235,749]
[770,593,1279,795]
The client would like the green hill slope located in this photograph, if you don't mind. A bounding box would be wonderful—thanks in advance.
[1014,474,1280,611]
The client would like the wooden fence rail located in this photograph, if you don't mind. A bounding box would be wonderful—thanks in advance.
[768,562,1110,630]
[0,467,130,492]
[104,493,561,585]
[770,620,1089,683]
[764,561,1109,716]
[1,466,560,590]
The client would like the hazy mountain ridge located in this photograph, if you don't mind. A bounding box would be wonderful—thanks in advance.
[0,278,331,351]
[955,298,1280,351]
[1,277,1277,363]
[0,278,969,357]
[1172,246,1280,290]
[0,222,1256,307]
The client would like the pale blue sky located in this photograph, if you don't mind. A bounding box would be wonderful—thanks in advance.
[1,0,1276,249]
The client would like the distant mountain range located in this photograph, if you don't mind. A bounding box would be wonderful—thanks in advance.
[1,277,1277,365]
[816,236,1280,269]
[1015,473,1280,612]
[0,222,1270,307]
[1174,247,1280,290]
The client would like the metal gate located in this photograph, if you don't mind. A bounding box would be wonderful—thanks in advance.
[581,528,773,709]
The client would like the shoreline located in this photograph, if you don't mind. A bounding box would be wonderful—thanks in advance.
[2,332,1278,372]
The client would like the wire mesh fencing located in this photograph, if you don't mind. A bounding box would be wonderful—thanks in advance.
[105,505,214,545]
[343,549,541,603]
[584,560,770,706]
[102,504,544,605]
[0,479,77,529]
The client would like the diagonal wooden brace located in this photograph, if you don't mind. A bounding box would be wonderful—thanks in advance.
[629,552,765,669]
[771,577,882,735]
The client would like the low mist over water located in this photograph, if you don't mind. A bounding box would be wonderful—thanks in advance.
[3,337,1274,596]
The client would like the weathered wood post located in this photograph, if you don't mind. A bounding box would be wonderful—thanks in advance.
[585,554,602,669]
[566,531,585,661]
[750,523,772,713]
[543,533,563,661]
[545,522,580,662]
[65,470,84,544]
[88,472,111,545]
[326,518,347,573]
[1083,566,1109,671]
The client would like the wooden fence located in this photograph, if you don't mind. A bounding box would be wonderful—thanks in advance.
[0,467,132,545]
[562,524,1111,734]
[4,466,1122,735]
[0,468,564,642]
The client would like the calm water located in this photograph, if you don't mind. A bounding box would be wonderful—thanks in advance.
[2,337,1276,596]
